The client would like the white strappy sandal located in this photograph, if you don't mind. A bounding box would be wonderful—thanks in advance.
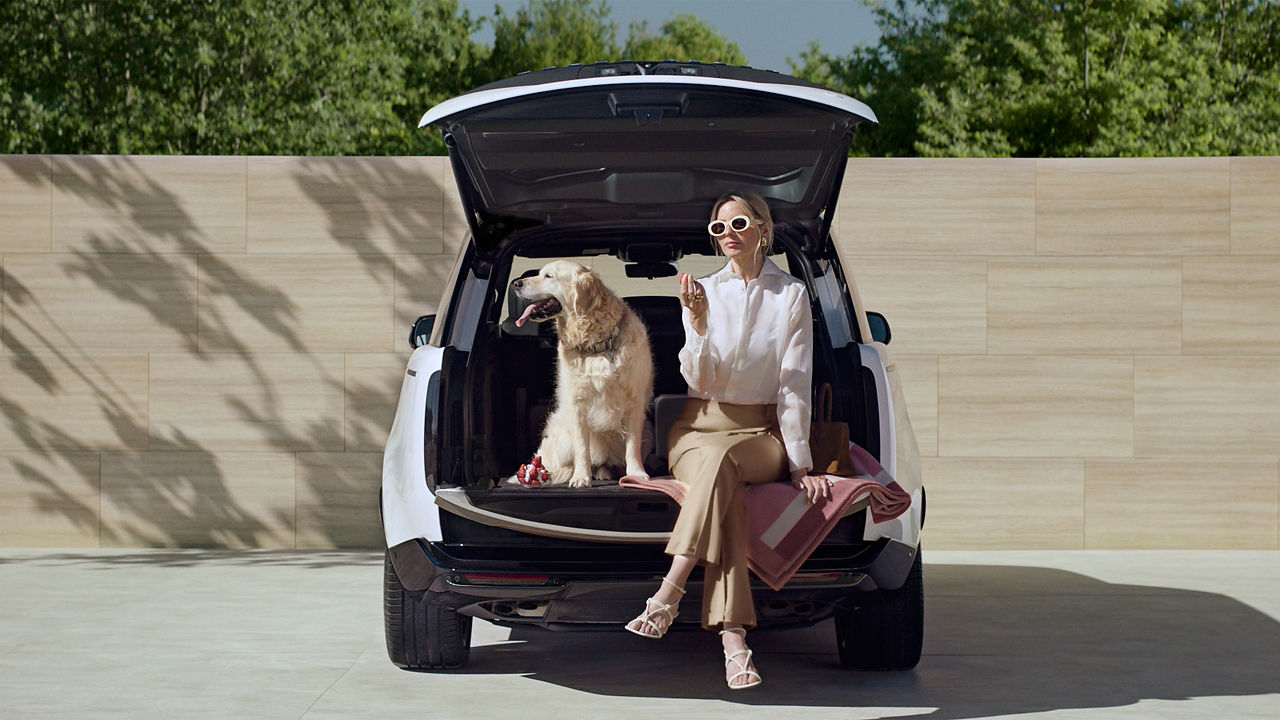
[624,577,685,638]
[720,627,762,690]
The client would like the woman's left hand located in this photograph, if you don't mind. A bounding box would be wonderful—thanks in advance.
[791,468,831,504]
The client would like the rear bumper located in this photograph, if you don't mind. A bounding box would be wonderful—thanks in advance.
[388,532,918,630]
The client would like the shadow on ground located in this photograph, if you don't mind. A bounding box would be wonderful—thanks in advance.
[450,563,1280,716]
[0,549,381,569]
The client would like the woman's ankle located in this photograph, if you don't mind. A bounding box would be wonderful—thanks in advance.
[653,576,686,605]
[652,588,680,607]
[719,626,748,649]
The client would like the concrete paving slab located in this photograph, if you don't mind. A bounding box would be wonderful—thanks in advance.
[0,550,1276,719]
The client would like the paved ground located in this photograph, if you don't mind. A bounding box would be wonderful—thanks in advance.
[0,550,1277,719]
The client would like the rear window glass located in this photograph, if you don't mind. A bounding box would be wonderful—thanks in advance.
[500,253,806,325]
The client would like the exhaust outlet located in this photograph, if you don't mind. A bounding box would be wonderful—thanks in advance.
[515,600,549,617]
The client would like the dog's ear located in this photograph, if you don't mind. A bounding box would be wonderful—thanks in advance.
[563,267,625,348]
[569,266,608,318]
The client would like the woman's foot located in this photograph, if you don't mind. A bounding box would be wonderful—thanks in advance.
[720,626,762,690]
[625,577,685,638]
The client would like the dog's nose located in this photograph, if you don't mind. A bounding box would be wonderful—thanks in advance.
[513,278,524,289]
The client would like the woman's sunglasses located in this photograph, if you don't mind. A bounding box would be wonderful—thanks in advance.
[707,215,755,238]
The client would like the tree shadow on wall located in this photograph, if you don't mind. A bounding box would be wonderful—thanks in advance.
[1,156,300,547]
[2,155,454,548]
[280,157,454,547]
[455,564,1280,718]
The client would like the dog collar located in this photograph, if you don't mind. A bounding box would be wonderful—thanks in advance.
[578,323,623,364]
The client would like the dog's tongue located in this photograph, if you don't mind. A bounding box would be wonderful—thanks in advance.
[515,302,539,328]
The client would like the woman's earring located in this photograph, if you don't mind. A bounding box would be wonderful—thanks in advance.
[759,236,768,249]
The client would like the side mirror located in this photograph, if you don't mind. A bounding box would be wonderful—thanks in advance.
[409,315,435,349]
[866,311,891,345]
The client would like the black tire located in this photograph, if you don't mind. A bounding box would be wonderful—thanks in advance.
[384,551,472,670]
[835,547,923,670]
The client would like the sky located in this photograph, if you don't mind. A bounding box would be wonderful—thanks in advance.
[455,0,883,74]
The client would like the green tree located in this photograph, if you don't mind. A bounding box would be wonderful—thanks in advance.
[471,2,750,81]
[386,0,489,155]
[622,12,748,65]
[793,0,1280,157]
[0,1,429,154]
[483,0,620,82]
[0,0,759,155]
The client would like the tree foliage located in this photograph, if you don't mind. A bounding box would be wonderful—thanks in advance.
[4,0,1274,156]
[0,0,433,154]
[484,0,621,84]
[389,1,490,156]
[0,0,743,155]
[792,0,1280,157]
[479,4,747,82]
[622,13,747,65]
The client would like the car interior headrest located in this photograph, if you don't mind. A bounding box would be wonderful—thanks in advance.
[500,269,543,337]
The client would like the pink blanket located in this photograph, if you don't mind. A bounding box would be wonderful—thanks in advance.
[619,442,912,591]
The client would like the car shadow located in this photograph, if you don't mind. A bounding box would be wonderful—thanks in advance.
[456,563,1280,716]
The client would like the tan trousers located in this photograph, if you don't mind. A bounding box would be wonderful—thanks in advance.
[665,398,787,631]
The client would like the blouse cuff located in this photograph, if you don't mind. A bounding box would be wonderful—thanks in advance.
[682,311,708,353]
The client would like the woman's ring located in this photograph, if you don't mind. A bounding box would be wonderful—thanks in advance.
[689,292,704,303]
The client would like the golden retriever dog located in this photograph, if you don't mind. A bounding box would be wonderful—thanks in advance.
[512,261,653,488]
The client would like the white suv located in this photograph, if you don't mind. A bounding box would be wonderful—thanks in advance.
[381,61,924,671]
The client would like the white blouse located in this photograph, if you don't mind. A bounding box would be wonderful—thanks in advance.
[679,258,814,473]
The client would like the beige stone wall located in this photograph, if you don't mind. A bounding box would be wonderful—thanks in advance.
[0,155,465,548]
[2,154,1277,549]
[837,157,1280,550]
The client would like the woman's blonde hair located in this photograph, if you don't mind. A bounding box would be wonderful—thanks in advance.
[709,191,774,255]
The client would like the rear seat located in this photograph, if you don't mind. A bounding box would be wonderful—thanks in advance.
[625,295,690,475]
[499,291,691,476]
[647,393,688,475]
[500,270,556,465]
[623,295,687,398]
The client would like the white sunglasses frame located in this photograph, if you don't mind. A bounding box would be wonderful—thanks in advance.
[707,215,756,238]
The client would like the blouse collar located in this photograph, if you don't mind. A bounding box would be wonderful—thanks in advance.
[710,256,785,284]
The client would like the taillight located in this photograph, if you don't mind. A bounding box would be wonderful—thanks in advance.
[785,571,848,586]
[460,573,552,586]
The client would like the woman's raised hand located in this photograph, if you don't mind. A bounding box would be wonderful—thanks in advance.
[679,273,706,308]
[679,273,708,335]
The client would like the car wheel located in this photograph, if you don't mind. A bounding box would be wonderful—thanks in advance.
[834,547,923,670]
[384,551,472,670]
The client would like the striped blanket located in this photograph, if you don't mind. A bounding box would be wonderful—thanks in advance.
[619,442,912,591]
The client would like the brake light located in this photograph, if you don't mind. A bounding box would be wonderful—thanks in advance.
[785,572,847,586]
[461,573,551,586]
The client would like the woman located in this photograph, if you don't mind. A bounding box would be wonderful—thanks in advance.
[624,191,832,690]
